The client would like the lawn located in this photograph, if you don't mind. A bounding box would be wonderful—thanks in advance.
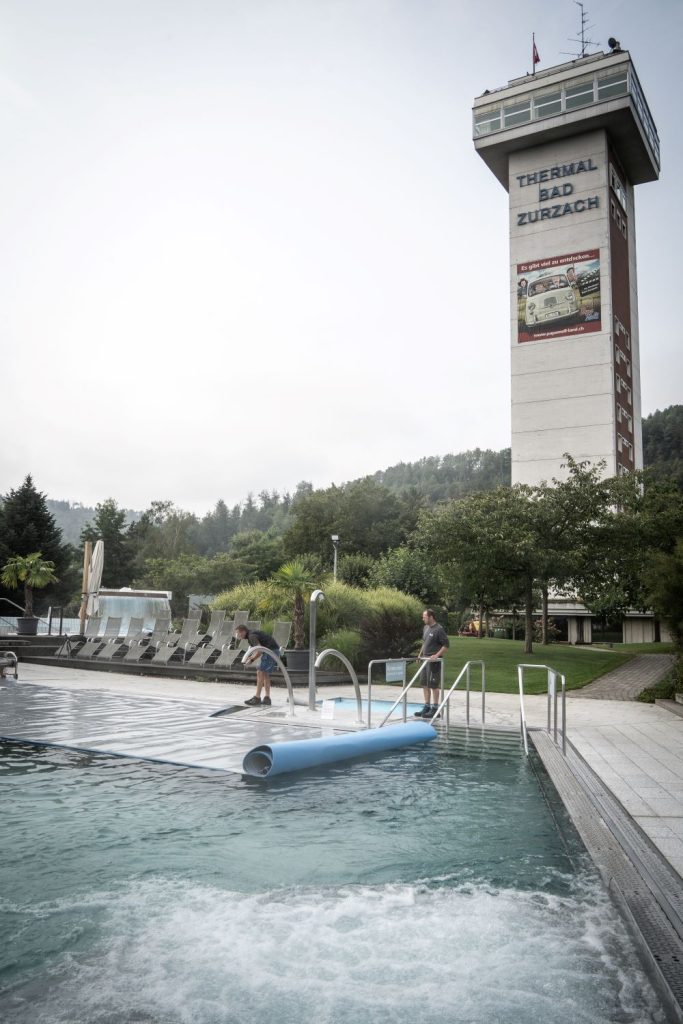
[591,641,675,654]
[435,637,634,695]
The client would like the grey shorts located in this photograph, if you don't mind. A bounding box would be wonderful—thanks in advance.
[424,661,442,690]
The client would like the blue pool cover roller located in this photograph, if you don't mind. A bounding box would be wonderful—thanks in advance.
[242,721,437,778]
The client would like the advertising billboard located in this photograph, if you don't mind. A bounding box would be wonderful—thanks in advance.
[516,249,601,343]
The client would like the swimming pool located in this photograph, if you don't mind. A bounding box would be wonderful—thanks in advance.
[0,735,664,1023]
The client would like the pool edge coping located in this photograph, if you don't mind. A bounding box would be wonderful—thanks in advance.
[532,730,683,1024]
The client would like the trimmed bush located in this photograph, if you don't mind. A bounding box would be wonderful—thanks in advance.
[357,588,423,663]
[316,580,372,634]
[215,577,424,668]
[318,629,362,669]
[212,580,275,619]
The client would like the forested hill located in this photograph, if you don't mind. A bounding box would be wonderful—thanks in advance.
[41,406,680,544]
[369,407,681,500]
[642,405,683,489]
[46,500,142,546]
[370,449,511,502]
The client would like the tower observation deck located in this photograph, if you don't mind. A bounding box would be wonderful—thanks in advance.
[473,49,660,485]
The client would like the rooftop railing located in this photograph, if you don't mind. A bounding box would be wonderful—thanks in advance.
[473,62,660,170]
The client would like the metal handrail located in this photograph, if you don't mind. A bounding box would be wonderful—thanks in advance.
[430,660,486,734]
[517,667,530,756]
[308,589,325,711]
[516,664,567,755]
[314,649,364,725]
[366,657,412,727]
[244,645,297,718]
[376,659,433,728]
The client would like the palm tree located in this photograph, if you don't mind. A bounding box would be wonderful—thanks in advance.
[1,552,59,618]
[269,559,318,649]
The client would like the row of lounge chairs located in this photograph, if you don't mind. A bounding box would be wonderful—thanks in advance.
[56,612,292,669]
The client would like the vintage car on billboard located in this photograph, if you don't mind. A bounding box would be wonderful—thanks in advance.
[524,273,579,330]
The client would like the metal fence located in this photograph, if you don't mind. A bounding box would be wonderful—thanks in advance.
[0,617,81,637]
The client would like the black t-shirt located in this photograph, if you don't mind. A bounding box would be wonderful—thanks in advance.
[247,630,279,652]
[422,623,449,656]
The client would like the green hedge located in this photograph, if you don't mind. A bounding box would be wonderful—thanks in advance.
[214,578,423,669]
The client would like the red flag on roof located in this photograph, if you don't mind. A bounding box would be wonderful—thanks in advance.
[533,37,540,66]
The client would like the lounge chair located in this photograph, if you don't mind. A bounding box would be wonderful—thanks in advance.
[271,621,292,653]
[206,609,226,638]
[211,621,261,669]
[55,616,101,658]
[95,617,144,660]
[75,617,122,659]
[213,637,250,669]
[187,615,233,668]
[171,617,209,662]
[123,616,172,662]
[150,615,203,665]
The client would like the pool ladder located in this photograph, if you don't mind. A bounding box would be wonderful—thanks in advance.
[377,660,486,732]
[376,659,568,759]
[517,664,567,756]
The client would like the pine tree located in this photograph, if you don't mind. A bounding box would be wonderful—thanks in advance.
[0,475,72,613]
[80,498,135,588]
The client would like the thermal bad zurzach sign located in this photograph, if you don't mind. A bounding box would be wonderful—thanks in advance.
[516,158,600,225]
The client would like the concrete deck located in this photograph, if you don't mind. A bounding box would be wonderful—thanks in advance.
[3,661,683,880]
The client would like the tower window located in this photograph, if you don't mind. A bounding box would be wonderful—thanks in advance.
[610,165,628,210]
[474,106,501,135]
[597,71,628,101]
[533,91,562,119]
[565,77,595,109]
[503,99,532,128]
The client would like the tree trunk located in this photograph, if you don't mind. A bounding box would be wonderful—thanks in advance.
[524,582,534,655]
[541,584,549,645]
[478,603,484,639]
[485,608,490,638]
[511,609,517,641]
[24,584,34,618]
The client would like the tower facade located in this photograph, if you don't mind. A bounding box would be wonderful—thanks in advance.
[473,49,660,485]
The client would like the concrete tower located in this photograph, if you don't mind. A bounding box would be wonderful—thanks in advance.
[473,48,660,486]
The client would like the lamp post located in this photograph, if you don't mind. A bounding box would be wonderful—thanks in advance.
[331,534,339,580]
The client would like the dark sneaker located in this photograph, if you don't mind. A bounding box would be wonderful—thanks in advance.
[414,704,430,717]
[244,696,261,706]
[262,696,272,706]
[422,705,437,719]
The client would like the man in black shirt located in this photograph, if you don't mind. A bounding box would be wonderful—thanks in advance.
[415,608,449,719]
[236,625,280,707]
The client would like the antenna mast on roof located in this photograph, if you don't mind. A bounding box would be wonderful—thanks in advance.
[561,1,600,59]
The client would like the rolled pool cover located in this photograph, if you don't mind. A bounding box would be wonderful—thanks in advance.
[242,721,437,778]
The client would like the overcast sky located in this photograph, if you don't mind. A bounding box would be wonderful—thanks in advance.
[2,0,680,514]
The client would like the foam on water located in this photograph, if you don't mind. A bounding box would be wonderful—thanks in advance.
[1,876,665,1024]
[0,738,668,1023]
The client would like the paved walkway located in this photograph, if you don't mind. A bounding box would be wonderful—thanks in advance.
[567,653,674,700]
[4,663,683,880]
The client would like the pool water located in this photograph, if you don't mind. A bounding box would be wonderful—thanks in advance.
[0,738,664,1024]
[321,697,424,716]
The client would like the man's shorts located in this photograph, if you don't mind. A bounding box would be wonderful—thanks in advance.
[424,661,442,690]
[259,652,278,674]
